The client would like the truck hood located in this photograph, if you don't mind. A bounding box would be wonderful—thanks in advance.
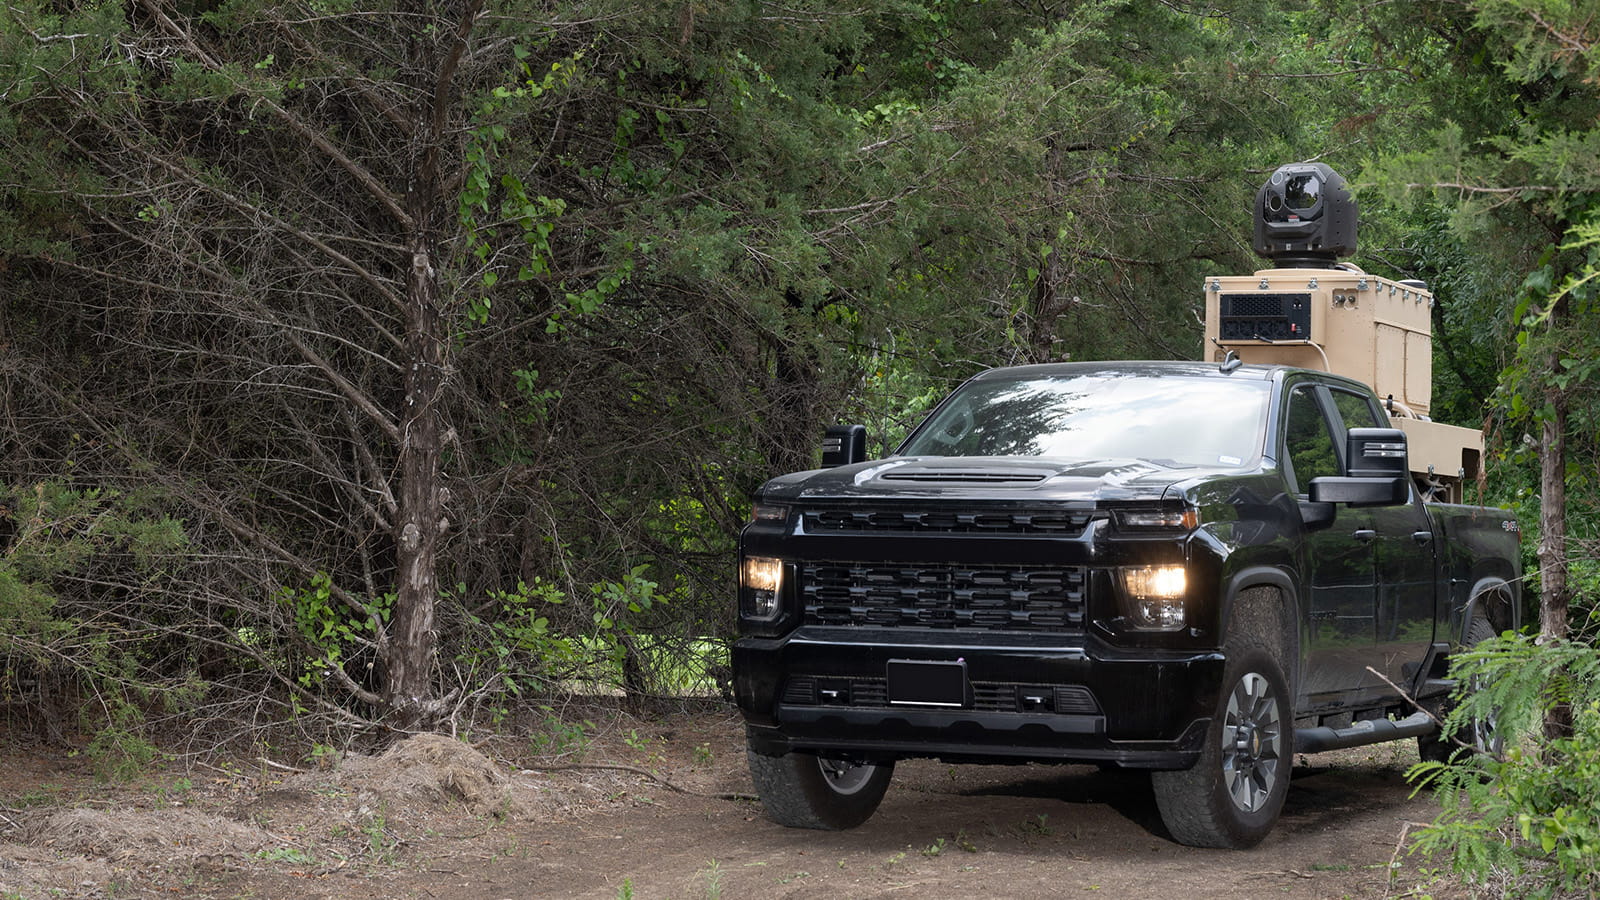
[759,456,1232,504]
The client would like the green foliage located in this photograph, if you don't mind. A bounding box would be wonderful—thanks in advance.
[841,355,948,457]
[459,578,575,719]
[529,707,592,756]
[1409,634,1600,896]
[1,482,185,588]
[456,566,725,710]
[0,481,193,757]
[4,0,1504,739]
[1493,215,1600,614]
[701,858,723,900]
[459,48,586,324]
[1501,219,1600,420]
[1324,0,1600,636]
[82,703,164,782]
[255,846,316,865]
[279,573,389,691]
[362,811,399,863]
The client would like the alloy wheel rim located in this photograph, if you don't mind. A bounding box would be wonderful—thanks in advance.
[818,758,876,795]
[1221,671,1282,813]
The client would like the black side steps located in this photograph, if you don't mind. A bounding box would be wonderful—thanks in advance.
[1294,710,1437,754]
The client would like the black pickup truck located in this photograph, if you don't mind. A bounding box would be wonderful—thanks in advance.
[733,360,1520,848]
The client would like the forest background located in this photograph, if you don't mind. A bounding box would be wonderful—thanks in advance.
[2,0,1598,791]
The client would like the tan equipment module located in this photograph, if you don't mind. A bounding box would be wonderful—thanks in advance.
[1202,163,1482,503]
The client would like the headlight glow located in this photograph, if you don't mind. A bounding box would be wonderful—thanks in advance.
[742,556,783,593]
[1124,565,1187,599]
[1120,565,1188,631]
[741,556,783,620]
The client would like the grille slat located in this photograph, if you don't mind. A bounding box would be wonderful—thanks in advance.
[783,676,1101,715]
[802,560,1086,633]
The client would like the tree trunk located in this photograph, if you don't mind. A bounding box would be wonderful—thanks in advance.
[1028,245,1063,364]
[764,288,823,475]
[1025,137,1068,364]
[384,0,480,729]
[1538,374,1573,741]
[387,225,446,728]
[1537,392,1570,644]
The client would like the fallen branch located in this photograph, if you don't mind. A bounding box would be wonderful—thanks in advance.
[1388,820,1435,888]
[257,756,309,775]
[1363,665,1490,760]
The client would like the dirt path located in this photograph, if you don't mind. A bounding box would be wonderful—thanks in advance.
[0,708,1446,899]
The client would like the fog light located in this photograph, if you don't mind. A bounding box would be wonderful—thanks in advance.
[741,556,783,620]
[1121,565,1187,631]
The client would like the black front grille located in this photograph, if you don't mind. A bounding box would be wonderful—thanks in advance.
[801,561,1086,632]
[803,508,1094,535]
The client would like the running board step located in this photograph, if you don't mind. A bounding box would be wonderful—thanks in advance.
[1294,710,1437,754]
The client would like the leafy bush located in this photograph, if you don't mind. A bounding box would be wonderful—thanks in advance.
[1409,633,1600,897]
[455,565,726,714]
[1,481,195,753]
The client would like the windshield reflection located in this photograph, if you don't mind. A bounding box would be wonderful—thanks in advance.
[898,373,1269,468]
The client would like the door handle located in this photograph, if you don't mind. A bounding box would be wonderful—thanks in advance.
[1412,530,1434,545]
[1352,529,1377,543]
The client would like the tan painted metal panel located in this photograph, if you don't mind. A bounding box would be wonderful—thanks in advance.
[1202,266,1481,496]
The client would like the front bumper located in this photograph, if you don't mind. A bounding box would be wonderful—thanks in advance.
[735,626,1224,769]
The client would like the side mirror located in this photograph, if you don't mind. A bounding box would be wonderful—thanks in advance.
[1345,427,1409,478]
[1308,427,1409,507]
[820,425,867,468]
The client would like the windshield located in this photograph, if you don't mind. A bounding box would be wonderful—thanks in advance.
[897,372,1269,467]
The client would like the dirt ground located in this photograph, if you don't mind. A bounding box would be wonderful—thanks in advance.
[0,703,1465,899]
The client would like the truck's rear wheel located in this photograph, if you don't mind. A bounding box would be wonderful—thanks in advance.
[1153,638,1292,849]
[746,748,893,830]
[1419,609,1502,764]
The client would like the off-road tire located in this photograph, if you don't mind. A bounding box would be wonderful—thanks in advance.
[1152,607,1292,849]
[746,748,893,830]
[1418,611,1500,764]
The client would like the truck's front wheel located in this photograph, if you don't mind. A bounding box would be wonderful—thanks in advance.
[1152,639,1292,849]
[747,749,893,830]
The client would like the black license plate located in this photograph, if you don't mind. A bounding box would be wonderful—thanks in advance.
[887,659,969,707]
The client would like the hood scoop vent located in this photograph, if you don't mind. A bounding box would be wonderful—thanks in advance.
[880,465,1047,484]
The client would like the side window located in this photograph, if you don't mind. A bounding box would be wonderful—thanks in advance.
[1330,386,1416,504]
[1331,388,1382,430]
[1284,385,1338,495]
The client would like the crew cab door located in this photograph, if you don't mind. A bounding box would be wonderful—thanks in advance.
[1282,381,1386,706]
[1327,389,1437,694]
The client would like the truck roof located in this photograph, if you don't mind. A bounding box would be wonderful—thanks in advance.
[966,360,1301,384]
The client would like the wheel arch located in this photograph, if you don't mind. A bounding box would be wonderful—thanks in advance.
[1461,573,1518,644]
[1218,567,1301,695]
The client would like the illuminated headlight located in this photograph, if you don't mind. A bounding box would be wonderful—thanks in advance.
[1120,565,1188,631]
[740,556,784,620]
